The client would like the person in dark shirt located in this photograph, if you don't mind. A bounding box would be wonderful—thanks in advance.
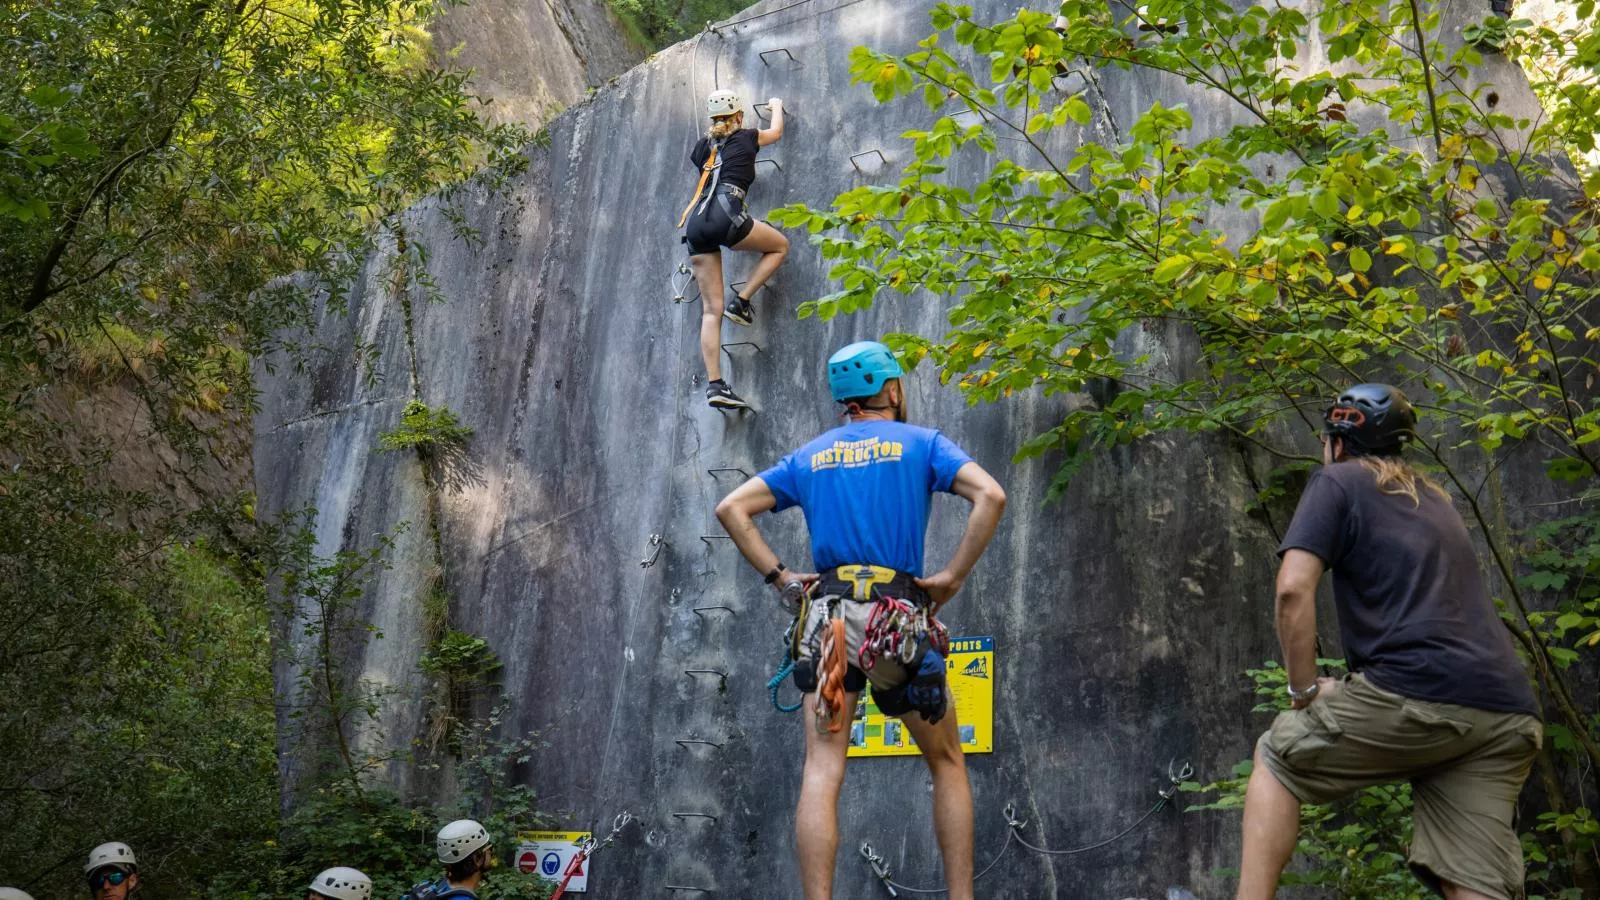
[1237,384,1541,900]
[715,341,1007,900]
[680,88,788,410]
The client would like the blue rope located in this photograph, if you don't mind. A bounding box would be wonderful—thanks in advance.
[769,654,801,713]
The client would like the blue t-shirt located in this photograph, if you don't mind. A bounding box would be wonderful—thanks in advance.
[758,421,974,576]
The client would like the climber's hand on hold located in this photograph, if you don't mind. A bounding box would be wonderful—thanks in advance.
[915,569,964,613]
[768,97,782,109]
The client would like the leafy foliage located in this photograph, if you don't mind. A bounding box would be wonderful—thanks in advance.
[379,399,475,455]
[781,0,1600,893]
[604,0,758,49]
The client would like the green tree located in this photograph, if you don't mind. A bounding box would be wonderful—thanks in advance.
[778,1,1600,893]
[0,0,534,894]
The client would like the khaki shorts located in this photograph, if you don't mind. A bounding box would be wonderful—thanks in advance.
[1258,673,1542,900]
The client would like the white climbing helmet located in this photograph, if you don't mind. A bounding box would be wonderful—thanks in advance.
[0,888,38,900]
[706,89,741,118]
[308,867,372,900]
[437,819,491,864]
[84,841,137,874]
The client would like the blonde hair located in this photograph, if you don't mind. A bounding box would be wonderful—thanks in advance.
[1356,455,1446,507]
[708,112,741,141]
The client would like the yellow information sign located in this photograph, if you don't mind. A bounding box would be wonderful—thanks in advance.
[848,635,994,758]
[513,830,592,891]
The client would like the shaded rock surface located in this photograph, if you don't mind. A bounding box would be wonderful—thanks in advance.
[254,0,1546,895]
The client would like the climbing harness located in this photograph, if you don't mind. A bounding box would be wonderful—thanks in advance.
[858,761,1194,897]
[550,810,635,900]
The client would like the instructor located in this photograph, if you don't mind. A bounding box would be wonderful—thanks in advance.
[715,340,1006,900]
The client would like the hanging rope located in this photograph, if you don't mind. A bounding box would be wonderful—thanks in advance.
[859,762,1193,897]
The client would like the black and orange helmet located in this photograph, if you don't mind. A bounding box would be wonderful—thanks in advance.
[1324,384,1416,456]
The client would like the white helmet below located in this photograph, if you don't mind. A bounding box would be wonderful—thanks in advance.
[308,867,372,900]
[436,819,491,864]
[706,89,741,118]
[85,842,137,875]
[0,888,38,900]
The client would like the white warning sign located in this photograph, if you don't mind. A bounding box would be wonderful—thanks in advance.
[515,831,592,892]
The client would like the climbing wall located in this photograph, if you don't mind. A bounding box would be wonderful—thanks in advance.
[253,0,1546,895]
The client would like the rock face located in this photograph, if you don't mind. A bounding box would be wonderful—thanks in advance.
[431,0,642,126]
[254,0,1544,895]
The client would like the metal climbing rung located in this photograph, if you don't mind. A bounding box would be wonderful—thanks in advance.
[665,887,714,894]
[673,738,724,749]
[754,102,774,122]
[685,668,728,689]
[692,605,735,617]
[672,812,720,822]
[759,47,796,66]
[720,341,762,357]
[706,466,749,478]
[850,149,888,171]
[753,157,782,172]
[639,533,666,568]
[699,534,732,546]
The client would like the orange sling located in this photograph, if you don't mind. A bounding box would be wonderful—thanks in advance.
[814,616,849,734]
[677,142,720,229]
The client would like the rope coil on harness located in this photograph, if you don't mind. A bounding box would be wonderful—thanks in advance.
[814,613,849,733]
[550,810,635,900]
[859,762,1193,896]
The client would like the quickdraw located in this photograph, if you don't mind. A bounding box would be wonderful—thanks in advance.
[550,810,634,900]
[859,595,949,674]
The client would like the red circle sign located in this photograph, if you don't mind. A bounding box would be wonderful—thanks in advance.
[515,847,540,874]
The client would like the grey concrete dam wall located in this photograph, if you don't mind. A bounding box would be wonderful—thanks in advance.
[253,1,1544,895]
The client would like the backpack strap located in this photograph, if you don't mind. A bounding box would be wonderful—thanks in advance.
[677,139,725,228]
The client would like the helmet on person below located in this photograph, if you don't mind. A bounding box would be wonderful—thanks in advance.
[84,842,137,875]
[828,341,904,402]
[437,819,491,864]
[1323,383,1416,456]
[307,867,372,900]
[706,89,741,118]
[0,888,38,900]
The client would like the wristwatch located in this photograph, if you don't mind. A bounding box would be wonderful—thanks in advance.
[764,564,785,585]
[1287,682,1320,704]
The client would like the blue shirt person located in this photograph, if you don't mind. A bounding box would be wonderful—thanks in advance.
[715,341,1006,900]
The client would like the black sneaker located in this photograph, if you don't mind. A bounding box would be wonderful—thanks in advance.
[723,295,754,326]
[706,380,750,410]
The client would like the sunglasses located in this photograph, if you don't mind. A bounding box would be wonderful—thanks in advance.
[89,870,132,890]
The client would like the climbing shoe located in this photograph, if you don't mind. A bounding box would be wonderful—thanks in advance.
[706,380,750,410]
[723,295,754,326]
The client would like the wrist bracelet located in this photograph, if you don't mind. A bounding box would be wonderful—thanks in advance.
[1287,682,1320,703]
[764,565,784,585]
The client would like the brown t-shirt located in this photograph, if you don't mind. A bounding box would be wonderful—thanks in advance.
[1278,461,1538,716]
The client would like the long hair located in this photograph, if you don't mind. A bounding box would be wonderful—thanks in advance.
[708,112,741,141]
[1355,454,1446,507]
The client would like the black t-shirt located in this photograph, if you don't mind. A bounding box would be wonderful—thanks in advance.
[690,128,760,192]
[1278,461,1538,716]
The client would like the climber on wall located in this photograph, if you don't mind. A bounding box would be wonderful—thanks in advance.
[1236,385,1541,900]
[679,88,789,410]
[714,340,1007,900]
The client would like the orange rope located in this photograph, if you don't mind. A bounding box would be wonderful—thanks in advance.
[815,616,848,734]
[677,144,719,229]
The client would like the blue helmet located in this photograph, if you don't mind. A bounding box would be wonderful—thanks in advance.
[828,341,904,402]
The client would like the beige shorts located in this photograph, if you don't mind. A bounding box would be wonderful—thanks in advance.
[1257,673,1542,900]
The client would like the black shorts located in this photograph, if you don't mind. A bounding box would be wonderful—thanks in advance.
[790,657,923,717]
[684,184,755,255]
